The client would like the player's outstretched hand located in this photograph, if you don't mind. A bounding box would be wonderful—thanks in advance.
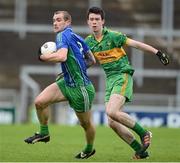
[156,50,169,65]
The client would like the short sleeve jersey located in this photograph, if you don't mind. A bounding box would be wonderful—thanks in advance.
[85,27,134,77]
[55,26,91,87]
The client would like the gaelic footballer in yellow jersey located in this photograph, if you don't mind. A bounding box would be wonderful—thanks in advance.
[86,6,169,160]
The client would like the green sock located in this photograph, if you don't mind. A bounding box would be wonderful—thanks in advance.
[83,144,93,153]
[40,125,49,135]
[132,122,147,137]
[130,139,142,152]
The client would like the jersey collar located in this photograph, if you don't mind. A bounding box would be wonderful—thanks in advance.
[56,26,72,34]
[91,27,108,42]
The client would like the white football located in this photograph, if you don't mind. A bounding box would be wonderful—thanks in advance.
[41,41,57,55]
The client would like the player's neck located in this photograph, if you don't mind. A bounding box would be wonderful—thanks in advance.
[94,31,103,42]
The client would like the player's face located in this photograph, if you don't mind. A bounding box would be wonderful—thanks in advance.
[87,13,104,34]
[53,13,69,33]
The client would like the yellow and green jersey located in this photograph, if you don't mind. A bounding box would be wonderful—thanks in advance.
[85,27,134,77]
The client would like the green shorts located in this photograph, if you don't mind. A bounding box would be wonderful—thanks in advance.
[105,73,133,103]
[56,79,95,112]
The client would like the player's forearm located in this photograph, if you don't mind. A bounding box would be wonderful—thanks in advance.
[126,38,169,65]
[84,50,96,68]
[126,38,158,54]
[135,42,158,54]
[40,53,63,62]
[40,50,67,63]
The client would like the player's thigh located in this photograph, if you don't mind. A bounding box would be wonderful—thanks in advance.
[107,94,126,111]
[36,82,66,105]
[107,94,126,113]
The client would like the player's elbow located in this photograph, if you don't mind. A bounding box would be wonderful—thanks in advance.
[56,48,68,62]
[92,58,96,65]
[89,55,96,66]
[86,58,96,67]
[59,55,67,62]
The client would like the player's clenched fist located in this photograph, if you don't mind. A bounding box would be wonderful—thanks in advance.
[156,50,170,65]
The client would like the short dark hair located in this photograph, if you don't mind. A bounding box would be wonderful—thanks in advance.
[87,7,105,20]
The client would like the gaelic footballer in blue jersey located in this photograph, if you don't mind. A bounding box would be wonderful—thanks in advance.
[24,10,96,159]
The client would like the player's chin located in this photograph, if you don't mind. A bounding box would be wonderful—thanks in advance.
[53,28,60,33]
[92,27,98,32]
[93,29,99,33]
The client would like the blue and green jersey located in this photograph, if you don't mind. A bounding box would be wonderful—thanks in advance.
[55,26,91,87]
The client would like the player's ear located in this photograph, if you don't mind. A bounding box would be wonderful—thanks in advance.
[67,20,71,26]
[87,19,90,25]
[102,19,105,26]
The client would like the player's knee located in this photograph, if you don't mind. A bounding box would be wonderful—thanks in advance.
[107,118,115,128]
[34,97,45,109]
[106,108,116,119]
[80,120,91,130]
[106,107,125,123]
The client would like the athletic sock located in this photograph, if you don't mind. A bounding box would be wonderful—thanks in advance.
[40,125,49,135]
[83,144,93,153]
[130,139,142,152]
[132,122,147,137]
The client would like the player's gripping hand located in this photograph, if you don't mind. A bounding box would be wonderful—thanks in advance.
[156,50,169,65]
[38,47,44,61]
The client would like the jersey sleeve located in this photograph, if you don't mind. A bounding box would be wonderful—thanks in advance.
[112,31,127,47]
[55,32,68,49]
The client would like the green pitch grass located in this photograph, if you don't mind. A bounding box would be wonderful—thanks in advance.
[0,124,180,162]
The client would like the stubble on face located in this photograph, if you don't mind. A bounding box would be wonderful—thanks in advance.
[53,13,67,33]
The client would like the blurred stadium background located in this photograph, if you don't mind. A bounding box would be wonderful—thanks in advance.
[0,0,180,127]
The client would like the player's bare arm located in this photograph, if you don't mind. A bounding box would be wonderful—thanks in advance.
[125,38,158,54]
[126,38,169,65]
[40,48,68,62]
